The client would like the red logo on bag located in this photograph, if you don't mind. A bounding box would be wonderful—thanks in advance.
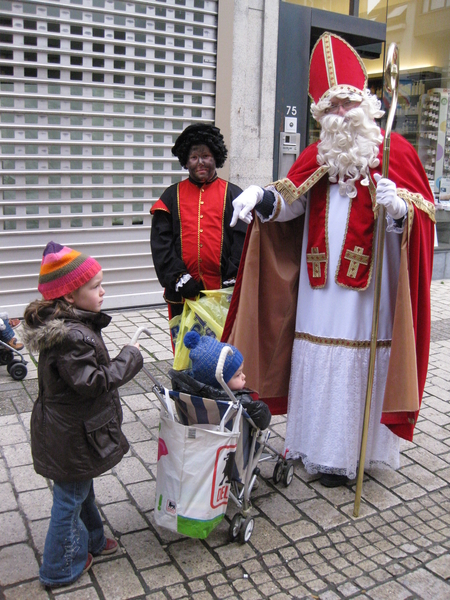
[158,438,168,461]
[211,444,237,508]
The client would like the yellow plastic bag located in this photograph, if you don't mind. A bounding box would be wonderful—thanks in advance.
[172,288,234,371]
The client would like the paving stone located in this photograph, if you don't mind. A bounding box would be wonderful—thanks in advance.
[122,394,154,412]
[125,474,155,509]
[168,539,222,578]
[213,540,256,567]
[275,475,316,503]
[242,517,288,553]
[93,473,129,506]
[101,500,149,534]
[0,482,18,512]
[0,544,40,586]
[92,557,145,599]
[337,581,361,597]
[366,580,411,600]
[9,464,48,493]
[120,529,170,570]
[400,567,450,598]
[282,518,319,541]
[141,563,185,591]
[53,587,100,599]
[426,553,450,579]
[354,479,403,511]
[0,510,28,545]
[113,456,153,485]
[0,460,7,483]
[121,419,153,443]
[18,488,53,521]
[319,591,342,600]
[255,493,303,525]
[343,500,378,521]
[413,432,450,455]
[3,580,51,600]
[393,482,427,501]
[298,498,349,530]
[2,442,33,467]
[132,439,158,465]
[404,447,449,472]
[400,464,447,491]
[286,584,310,598]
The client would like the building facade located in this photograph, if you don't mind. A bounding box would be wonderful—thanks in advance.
[1,0,449,314]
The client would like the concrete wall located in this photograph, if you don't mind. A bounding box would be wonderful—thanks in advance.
[216,0,279,189]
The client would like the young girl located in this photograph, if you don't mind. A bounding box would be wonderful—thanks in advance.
[23,241,143,588]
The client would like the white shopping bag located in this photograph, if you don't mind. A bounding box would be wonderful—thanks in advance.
[155,402,241,539]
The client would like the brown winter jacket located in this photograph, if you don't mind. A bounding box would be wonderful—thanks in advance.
[23,308,143,482]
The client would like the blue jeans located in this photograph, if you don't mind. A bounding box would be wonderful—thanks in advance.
[0,314,14,343]
[40,480,107,587]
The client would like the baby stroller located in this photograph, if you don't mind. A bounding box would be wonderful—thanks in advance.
[132,328,294,544]
[0,339,28,381]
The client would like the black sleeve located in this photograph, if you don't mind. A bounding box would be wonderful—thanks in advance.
[150,207,188,293]
[224,182,247,280]
[256,189,276,219]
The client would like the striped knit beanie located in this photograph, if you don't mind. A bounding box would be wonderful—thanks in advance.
[38,241,102,300]
[183,331,243,388]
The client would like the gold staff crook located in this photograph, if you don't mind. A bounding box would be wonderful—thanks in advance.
[353,43,399,518]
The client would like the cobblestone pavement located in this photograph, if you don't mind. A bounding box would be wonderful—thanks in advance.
[1,280,450,600]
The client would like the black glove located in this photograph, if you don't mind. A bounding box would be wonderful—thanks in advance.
[240,397,271,430]
[179,277,202,299]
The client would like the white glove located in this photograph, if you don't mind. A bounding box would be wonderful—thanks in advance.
[374,173,407,220]
[230,185,264,227]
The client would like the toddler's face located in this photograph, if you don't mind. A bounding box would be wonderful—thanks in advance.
[228,362,246,391]
[65,270,105,313]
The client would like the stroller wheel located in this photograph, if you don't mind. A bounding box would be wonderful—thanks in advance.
[6,358,20,374]
[273,460,284,484]
[9,362,27,381]
[282,461,295,487]
[239,516,254,544]
[229,514,242,542]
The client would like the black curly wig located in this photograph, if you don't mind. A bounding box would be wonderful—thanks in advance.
[172,123,228,169]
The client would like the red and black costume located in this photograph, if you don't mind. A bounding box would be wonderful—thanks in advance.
[151,175,246,314]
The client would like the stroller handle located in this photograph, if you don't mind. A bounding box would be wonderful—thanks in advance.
[215,346,236,403]
[130,327,152,345]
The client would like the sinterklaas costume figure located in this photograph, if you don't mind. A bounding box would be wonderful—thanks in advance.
[225,32,435,487]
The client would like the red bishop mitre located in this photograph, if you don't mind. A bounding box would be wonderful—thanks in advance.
[308,32,368,104]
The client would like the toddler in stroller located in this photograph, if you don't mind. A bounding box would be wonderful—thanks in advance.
[167,331,293,543]
[171,330,271,430]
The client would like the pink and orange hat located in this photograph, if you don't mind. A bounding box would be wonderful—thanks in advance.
[38,241,102,300]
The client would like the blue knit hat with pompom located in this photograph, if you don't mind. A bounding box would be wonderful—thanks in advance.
[183,331,243,388]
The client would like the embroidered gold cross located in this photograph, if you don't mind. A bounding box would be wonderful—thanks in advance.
[344,246,369,279]
[306,246,327,278]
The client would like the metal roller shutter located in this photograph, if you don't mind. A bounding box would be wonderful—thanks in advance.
[0,0,218,315]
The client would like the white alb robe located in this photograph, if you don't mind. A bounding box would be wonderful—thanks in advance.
[269,184,401,478]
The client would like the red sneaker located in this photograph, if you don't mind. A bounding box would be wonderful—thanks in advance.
[99,538,118,556]
[83,553,93,574]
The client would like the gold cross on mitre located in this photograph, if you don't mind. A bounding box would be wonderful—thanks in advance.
[306,246,327,278]
[344,246,369,278]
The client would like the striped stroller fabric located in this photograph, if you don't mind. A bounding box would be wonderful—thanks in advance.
[169,391,232,427]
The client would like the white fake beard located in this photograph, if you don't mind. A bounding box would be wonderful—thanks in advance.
[317,107,383,198]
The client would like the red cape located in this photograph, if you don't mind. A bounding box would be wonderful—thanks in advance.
[223,133,435,442]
